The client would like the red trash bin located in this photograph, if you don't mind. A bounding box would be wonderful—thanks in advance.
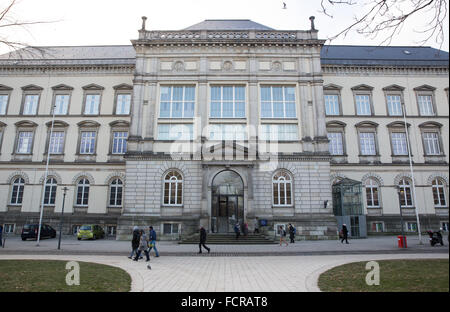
[397,235,407,248]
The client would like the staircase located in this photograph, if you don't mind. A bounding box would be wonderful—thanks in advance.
[179,233,277,245]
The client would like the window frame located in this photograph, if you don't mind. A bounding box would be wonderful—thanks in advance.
[323,84,343,116]
[43,177,58,206]
[272,170,293,207]
[113,84,133,115]
[414,85,437,116]
[364,178,380,208]
[82,84,104,116]
[260,85,297,119]
[209,85,246,119]
[51,84,73,116]
[432,178,447,208]
[398,178,414,208]
[9,177,25,205]
[108,178,124,207]
[75,178,90,207]
[352,85,374,116]
[158,85,196,119]
[76,121,100,158]
[162,170,183,206]
[20,85,43,116]
[0,84,13,115]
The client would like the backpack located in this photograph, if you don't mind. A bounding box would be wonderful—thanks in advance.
[283,230,287,237]
[293,227,296,234]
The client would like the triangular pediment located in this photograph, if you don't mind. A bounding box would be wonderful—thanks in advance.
[383,84,405,91]
[82,83,104,91]
[351,84,374,91]
[413,84,436,91]
[21,84,43,91]
[52,84,74,91]
[323,83,343,91]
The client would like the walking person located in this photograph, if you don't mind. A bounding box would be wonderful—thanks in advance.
[340,224,349,244]
[198,226,210,254]
[134,230,150,262]
[148,226,160,257]
[279,225,288,246]
[288,223,295,244]
[254,218,259,234]
[234,223,241,240]
[243,222,249,237]
[128,226,140,259]
[0,224,3,247]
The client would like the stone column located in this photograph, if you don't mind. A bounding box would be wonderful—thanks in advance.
[299,82,313,152]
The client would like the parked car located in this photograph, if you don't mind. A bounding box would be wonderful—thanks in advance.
[21,224,56,241]
[77,225,105,240]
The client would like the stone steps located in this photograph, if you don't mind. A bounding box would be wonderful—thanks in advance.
[179,233,277,245]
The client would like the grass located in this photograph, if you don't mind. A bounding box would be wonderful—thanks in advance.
[318,259,449,292]
[0,260,131,292]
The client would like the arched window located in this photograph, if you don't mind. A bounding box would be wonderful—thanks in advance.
[10,177,25,205]
[76,178,90,206]
[43,178,57,206]
[398,178,413,207]
[364,178,380,208]
[164,171,183,205]
[109,178,123,207]
[273,170,292,206]
[432,178,447,207]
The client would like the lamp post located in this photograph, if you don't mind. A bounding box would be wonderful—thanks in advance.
[57,187,68,250]
[397,187,406,240]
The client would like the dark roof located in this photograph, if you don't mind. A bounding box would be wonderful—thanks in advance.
[184,19,274,31]
[321,45,449,66]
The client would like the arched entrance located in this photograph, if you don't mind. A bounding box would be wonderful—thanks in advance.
[211,170,244,233]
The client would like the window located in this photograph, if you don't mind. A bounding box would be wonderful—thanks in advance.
[109,178,123,207]
[371,222,384,232]
[10,177,25,205]
[260,124,298,141]
[355,95,372,115]
[359,132,376,155]
[54,95,69,115]
[324,94,340,115]
[23,95,39,115]
[399,178,413,207]
[43,178,57,206]
[84,94,100,115]
[157,124,193,140]
[159,86,195,118]
[0,94,8,115]
[116,94,131,115]
[432,179,447,207]
[79,131,96,154]
[365,179,380,208]
[163,171,183,206]
[441,222,449,232]
[423,132,441,155]
[16,131,34,154]
[391,132,408,155]
[260,86,296,118]
[112,131,128,154]
[210,86,245,118]
[327,132,344,155]
[3,224,15,234]
[209,124,247,141]
[107,226,117,236]
[386,95,403,116]
[48,131,65,154]
[417,95,434,116]
[272,170,292,206]
[163,223,180,235]
[76,178,90,206]
[406,222,417,232]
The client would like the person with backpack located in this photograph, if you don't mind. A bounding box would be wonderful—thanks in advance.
[134,229,150,262]
[128,226,140,259]
[279,225,288,246]
[340,224,349,244]
[288,223,296,243]
[234,223,240,240]
[148,226,159,257]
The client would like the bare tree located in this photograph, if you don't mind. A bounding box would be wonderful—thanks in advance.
[319,0,448,49]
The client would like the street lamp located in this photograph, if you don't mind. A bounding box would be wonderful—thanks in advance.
[57,187,68,250]
[397,187,406,241]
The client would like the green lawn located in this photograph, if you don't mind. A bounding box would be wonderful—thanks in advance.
[0,260,131,292]
[319,259,449,292]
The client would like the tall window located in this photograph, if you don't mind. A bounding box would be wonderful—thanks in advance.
[386,95,402,116]
[210,86,245,118]
[48,131,65,154]
[84,94,100,115]
[260,86,296,118]
[260,124,298,141]
[79,131,96,154]
[159,86,195,118]
[324,94,340,115]
[0,94,8,115]
[273,171,293,206]
[398,178,413,207]
[423,132,441,155]
[76,178,90,206]
[417,95,434,116]
[391,132,408,155]
[54,95,69,115]
[112,131,128,154]
[365,179,379,208]
[432,179,447,207]
[116,94,131,115]
[327,132,344,155]
[355,95,372,115]
[109,178,123,206]
[16,131,34,154]
[23,95,39,115]
[163,171,183,205]
[209,124,247,141]
[157,124,193,140]
[10,177,25,205]
[359,132,376,155]
[43,178,57,206]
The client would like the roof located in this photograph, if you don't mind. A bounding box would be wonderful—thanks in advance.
[321,45,449,67]
[184,19,274,31]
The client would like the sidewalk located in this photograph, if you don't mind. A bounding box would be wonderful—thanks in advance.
[1,235,448,256]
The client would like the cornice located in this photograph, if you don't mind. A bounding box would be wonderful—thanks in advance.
[322,64,448,76]
[0,64,135,75]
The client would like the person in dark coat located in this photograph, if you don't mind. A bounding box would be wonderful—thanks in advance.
[234,223,240,240]
[288,223,295,244]
[0,225,3,247]
[198,226,210,254]
[129,226,140,259]
[341,224,349,244]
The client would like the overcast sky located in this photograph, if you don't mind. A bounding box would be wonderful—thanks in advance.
[1,0,449,54]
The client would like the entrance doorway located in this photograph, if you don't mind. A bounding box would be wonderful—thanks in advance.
[211,170,244,233]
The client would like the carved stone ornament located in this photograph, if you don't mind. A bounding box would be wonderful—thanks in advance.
[272,61,282,71]
[223,61,233,71]
[173,61,185,71]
